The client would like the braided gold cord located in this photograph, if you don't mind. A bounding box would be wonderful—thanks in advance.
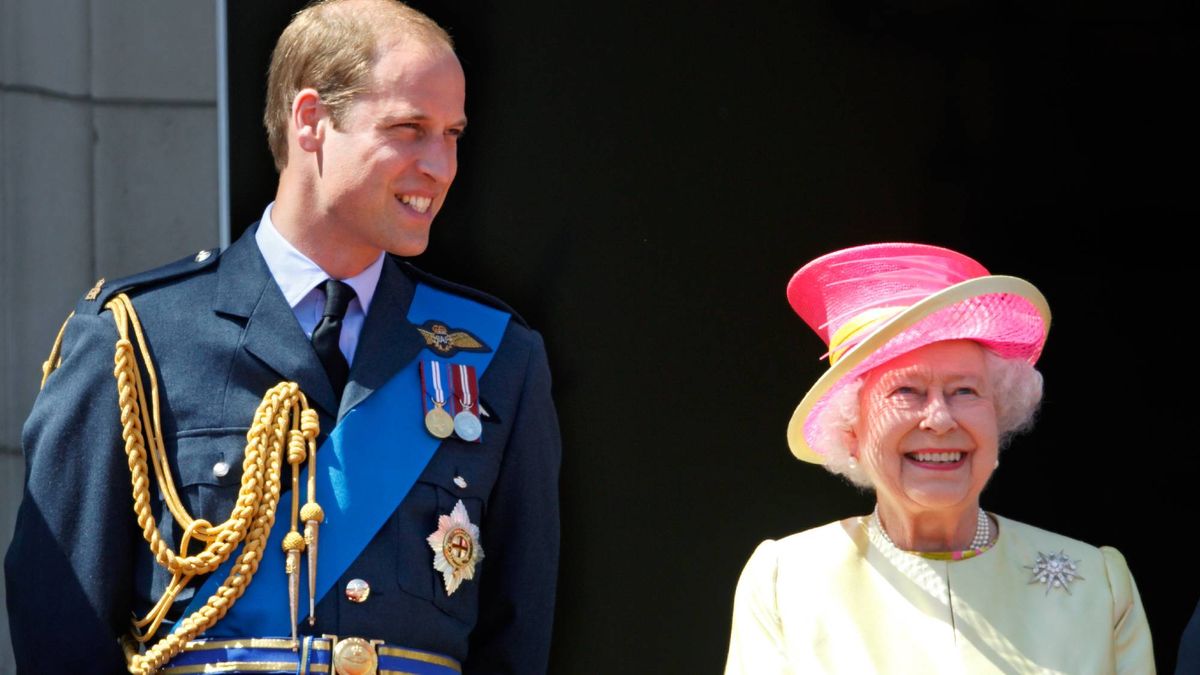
[109,297,247,576]
[40,311,74,388]
[94,294,317,675]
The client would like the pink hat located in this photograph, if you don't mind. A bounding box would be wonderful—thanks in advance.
[786,243,1051,463]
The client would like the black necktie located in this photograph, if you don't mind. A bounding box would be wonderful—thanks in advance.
[311,279,355,400]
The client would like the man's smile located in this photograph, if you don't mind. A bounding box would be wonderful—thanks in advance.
[399,194,433,213]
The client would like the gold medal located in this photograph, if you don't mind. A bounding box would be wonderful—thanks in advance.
[425,404,454,438]
[421,360,455,439]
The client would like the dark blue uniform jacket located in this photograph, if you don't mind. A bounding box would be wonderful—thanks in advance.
[5,227,561,674]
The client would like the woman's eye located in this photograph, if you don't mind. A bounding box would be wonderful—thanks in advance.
[952,387,978,396]
[891,386,920,397]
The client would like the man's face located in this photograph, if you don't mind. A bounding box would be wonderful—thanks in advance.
[316,40,466,258]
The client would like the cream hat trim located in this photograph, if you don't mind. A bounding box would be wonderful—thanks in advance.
[787,275,1051,463]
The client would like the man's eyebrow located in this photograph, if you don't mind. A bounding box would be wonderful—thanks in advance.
[379,112,469,128]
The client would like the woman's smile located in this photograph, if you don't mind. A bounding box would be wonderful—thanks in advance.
[904,450,967,470]
[851,340,999,522]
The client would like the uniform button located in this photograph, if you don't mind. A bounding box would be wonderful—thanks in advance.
[453,475,467,489]
[212,461,230,478]
[345,578,370,603]
[195,249,212,262]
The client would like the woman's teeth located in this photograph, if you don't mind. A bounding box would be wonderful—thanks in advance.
[909,451,963,463]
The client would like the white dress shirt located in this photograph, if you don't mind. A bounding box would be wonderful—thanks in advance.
[255,202,385,366]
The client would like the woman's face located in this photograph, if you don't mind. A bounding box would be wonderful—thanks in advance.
[850,340,999,515]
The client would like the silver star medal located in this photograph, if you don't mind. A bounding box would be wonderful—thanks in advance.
[1025,550,1084,595]
[427,500,484,595]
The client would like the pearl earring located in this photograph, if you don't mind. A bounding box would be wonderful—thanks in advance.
[847,456,858,470]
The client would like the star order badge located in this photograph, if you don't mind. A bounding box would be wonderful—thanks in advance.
[418,320,491,357]
[427,500,484,595]
[1025,550,1084,595]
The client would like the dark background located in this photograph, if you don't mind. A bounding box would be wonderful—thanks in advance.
[230,2,1197,671]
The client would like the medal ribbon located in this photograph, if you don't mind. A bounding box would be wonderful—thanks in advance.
[177,282,510,636]
[422,359,450,412]
[452,363,478,414]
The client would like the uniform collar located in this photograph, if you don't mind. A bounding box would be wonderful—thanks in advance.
[256,202,385,314]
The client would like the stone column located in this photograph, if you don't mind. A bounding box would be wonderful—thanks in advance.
[0,2,219,670]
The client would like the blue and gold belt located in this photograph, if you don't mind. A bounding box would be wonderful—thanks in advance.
[158,636,461,675]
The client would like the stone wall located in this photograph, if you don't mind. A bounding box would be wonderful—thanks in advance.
[0,2,219,671]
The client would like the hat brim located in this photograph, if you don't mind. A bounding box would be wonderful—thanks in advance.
[786,275,1051,463]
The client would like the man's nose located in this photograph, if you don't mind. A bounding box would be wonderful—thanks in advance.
[419,137,457,184]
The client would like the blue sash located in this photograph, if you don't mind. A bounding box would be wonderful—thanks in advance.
[176,283,510,636]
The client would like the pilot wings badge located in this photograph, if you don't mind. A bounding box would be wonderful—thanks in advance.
[417,321,491,357]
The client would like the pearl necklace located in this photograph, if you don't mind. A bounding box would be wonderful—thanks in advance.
[871,505,993,560]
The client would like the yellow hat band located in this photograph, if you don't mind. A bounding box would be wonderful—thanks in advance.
[827,306,905,365]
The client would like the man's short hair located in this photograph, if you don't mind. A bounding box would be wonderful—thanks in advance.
[264,0,453,172]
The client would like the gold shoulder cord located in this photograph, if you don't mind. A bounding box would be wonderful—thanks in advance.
[42,295,324,675]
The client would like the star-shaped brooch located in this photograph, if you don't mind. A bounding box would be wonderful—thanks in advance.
[1025,550,1084,595]
[427,500,484,596]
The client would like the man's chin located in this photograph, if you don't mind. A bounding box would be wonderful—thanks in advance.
[386,237,431,258]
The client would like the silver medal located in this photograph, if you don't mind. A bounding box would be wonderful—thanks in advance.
[453,410,482,441]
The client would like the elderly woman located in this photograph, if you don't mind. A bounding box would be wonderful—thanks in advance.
[725,243,1155,674]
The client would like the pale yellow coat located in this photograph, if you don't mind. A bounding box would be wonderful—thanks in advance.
[725,515,1155,674]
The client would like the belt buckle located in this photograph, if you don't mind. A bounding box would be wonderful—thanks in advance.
[327,635,383,675]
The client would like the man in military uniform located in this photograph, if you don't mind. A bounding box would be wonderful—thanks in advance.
[5,1,560,673]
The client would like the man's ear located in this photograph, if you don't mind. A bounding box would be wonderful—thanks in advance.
[292,88,325,154]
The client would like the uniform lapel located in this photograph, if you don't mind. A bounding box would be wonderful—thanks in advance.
[213,226,340,418]
[339,257,424,421]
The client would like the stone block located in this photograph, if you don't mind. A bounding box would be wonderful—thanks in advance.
[0,450,25,675]
[0,0,91,96]
[92,104,220,278]
[90,1,216,102]
[0,91,94,449]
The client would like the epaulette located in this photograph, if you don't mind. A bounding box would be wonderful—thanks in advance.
[394,256,529,328]
[74,247,222,315]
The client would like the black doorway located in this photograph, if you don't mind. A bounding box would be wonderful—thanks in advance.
[227,2,1198,671]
